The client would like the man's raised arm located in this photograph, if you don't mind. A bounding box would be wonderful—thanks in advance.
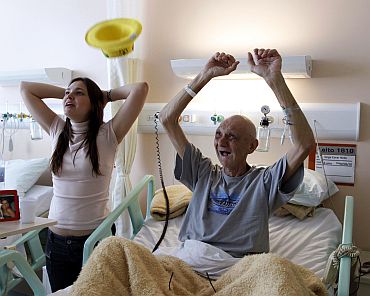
[248,48,315,181]
[159,52,239,158]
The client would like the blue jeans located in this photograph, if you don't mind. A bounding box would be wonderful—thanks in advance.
[45,225,116,292]
[45,230,89,292]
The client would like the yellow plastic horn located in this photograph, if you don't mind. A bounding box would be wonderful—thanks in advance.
[85,18,142,58]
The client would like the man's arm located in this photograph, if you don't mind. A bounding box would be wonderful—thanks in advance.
[160,52,239,158]
[248,48,315,182]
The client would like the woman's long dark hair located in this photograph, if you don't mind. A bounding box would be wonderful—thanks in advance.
[50,77,104,176]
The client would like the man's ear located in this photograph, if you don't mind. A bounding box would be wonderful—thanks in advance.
[248,139,259,154]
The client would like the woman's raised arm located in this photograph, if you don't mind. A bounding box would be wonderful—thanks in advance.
[105,82,149,143]
[20,82,65,134]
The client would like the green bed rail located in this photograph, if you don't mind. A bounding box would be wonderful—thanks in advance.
[0,228,46,295]
[82,175,154,265]
[0,174,155,295]
[337,195,354,296]
[0,249,47,296]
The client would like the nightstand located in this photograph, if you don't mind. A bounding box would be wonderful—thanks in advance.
[0,217,57,237]
[357,250,370,296]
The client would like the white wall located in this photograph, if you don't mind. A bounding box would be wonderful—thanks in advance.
[0,0,109,160]
[135,0,370,251]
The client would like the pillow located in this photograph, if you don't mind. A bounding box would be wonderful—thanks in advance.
[4,158,49,196]
[289,169,339,207]
[150,185,192,221]
[274,203,316,220]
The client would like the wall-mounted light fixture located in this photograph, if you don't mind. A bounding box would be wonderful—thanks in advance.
[0,68,72,86]
[171,56,312,79]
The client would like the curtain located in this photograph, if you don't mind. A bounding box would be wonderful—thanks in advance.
[108,58,138,238]
[107,0,141,238]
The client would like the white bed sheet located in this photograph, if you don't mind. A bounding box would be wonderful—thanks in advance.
[24,184,53,216]
[134,208,342,279]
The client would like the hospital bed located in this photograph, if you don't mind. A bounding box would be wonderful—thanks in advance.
[0,175,355,296]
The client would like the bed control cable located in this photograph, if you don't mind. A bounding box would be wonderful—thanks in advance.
[152,112,216,292]
[151,112,170,253]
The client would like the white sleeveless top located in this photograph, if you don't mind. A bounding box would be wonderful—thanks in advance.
[48,116,118,230]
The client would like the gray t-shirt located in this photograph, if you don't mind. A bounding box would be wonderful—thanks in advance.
[175,143,304,258]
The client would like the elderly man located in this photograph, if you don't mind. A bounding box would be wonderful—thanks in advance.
[159,48,315,276]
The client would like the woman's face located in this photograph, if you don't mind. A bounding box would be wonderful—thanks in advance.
[1,200,10,209]
[63,80,92,122]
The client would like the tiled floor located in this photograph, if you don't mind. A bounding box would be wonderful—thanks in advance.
[6,270,43,296]
[6,285,34,296]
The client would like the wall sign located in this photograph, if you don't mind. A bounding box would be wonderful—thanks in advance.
[308,143,356,186]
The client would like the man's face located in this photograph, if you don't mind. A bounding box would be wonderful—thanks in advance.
[214,116,257,176]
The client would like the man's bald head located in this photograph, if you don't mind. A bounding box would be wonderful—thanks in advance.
[220,115,257,140]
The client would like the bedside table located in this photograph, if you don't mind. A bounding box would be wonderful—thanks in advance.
[0,217,57,237]
[357,250,370,296]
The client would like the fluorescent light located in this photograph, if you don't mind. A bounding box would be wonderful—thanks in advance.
[171,56,312,79]
[0,68,73,86]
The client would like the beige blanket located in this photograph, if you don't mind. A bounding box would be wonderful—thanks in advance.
[69,237,327,296]
[150,185,192,221]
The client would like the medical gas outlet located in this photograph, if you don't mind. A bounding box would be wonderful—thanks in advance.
[210,114,224,125]
[256,105,273,152]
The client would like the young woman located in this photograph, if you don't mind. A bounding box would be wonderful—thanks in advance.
[20,77,148,292]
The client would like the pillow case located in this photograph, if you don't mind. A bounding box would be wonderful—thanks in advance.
[289,168,339,207]
[151,185,192,220]
[4,158,49,196]
[274,203,316,220]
